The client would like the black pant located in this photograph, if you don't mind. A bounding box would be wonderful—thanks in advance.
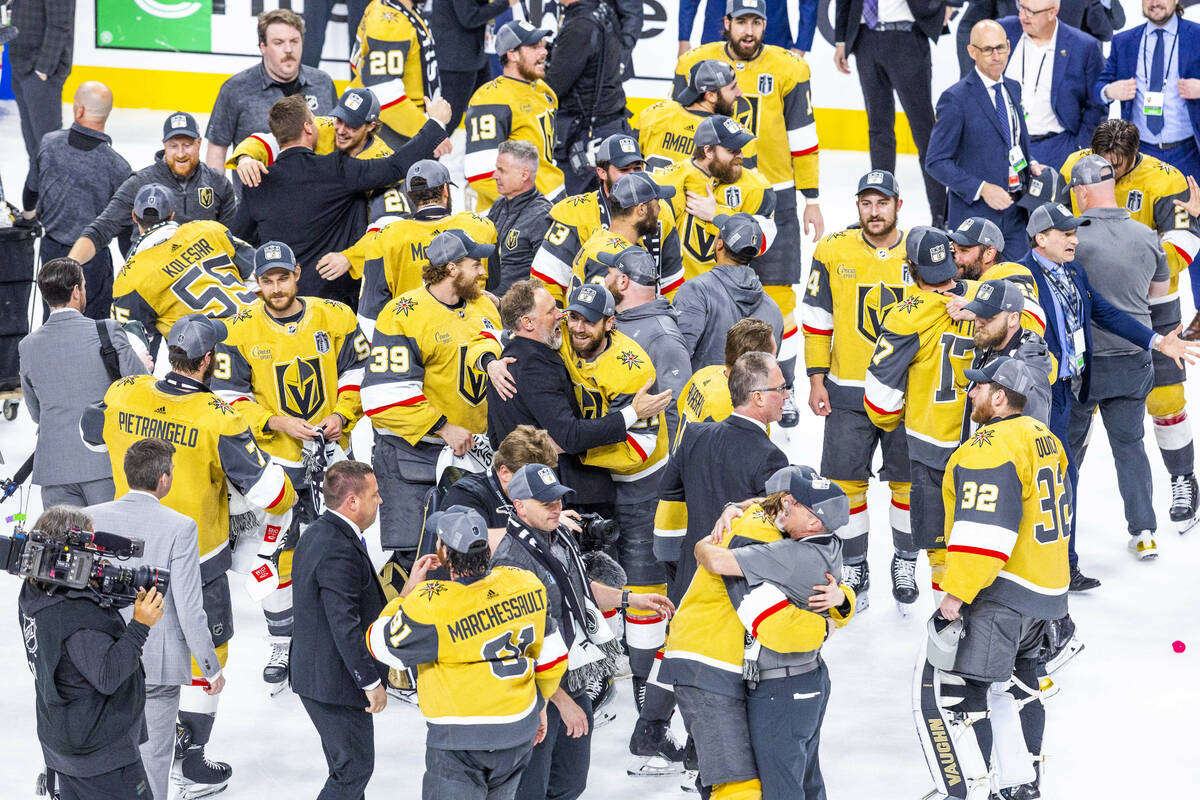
[39,236,114,321]
[301,0,369,68]
[852,28,946,224]
[300,695,376,800]
[441,66,492,133]
[12,69,66,162]
[54,760,152,800]
[515,691,593,800]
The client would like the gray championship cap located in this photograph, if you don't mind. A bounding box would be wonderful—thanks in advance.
[168,313,228,359]
[727,0,768,18]
[765,465,849,532]
[1017,167,1068,211]
[1026,202,1090,237]
[714,212,765,259]
[435,506,490,553]
[407,159,455,190]
[330,87,380,129]
[495,20,551,54]
[254,241,298,275]
[134,183,174,220]
[905,225,957,284]
[964,355,1037,397]
[678,59,738,106]
[507,463,574,502]
[596,245,658,287]
[426,229,495,266]
[1069,154,1117,188]
[694,115,755,150]
[610,171,675,208]
[856,169,900,197]
[596,134,645,168]
[162,111,200,141]
[948,217,1005,253]
[963,278,1025,319]
[565,283,616,321]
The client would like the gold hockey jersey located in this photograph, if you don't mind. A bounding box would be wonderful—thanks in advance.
[674,364,733,448]
[802,228,910,410]
[350,0,434,138]
[366,565,567,749]
[631,100,760,173]
[361,286,501,444]
[463,76,562,212]
[675,43,819,196]
[211,299,369,465]
[941,415,1071,619]
[979,261,1046,336]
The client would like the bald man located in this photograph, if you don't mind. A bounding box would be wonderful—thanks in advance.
[23,82,132,320]
[927,20,1038,258]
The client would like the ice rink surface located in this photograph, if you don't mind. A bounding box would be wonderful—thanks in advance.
[2,98,1199,797]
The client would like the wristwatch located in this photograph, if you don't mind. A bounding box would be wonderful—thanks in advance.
[620,589,631,609]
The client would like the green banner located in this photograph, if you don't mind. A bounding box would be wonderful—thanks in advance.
[96,0,213,53]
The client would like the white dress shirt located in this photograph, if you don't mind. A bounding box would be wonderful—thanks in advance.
[1005,22,1064,137]
[974,68,1022,200]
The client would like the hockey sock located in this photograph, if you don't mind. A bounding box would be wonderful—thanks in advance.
[765,284,798,387]
[926,548,946,591]
[961,679,993,772]
[889,481,913,553]
[1148,384,1195,476]
[639,652,676,723]
[625,584,668,682]
[830,480,869,563]
[179,687,220,747]
[261,582,293,638]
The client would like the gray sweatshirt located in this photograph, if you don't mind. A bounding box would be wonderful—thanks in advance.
[672,264,784,371]
[616,297,693,443]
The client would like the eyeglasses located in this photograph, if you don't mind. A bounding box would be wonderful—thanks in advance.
[1017,4,1056,16]
[753,384,789,394]
[970,42,1011,56]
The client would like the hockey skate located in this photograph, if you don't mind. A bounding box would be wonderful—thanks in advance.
[386,667,419,705]
[891,554,919,612]
[263,640,290,696]
[1128,530,1158,560]
[1169,473,1199,533]
[1042,615,1084,676]
[173,745,231,799]
[627,719,685,776]
[588,673,618,729]
[842,560,870,613]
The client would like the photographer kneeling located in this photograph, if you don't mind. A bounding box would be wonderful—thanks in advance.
[17,506,164,800]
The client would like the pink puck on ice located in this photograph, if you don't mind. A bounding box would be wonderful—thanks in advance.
[1173,640,1186,653]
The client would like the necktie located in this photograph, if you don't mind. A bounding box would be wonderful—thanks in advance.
[993,83,1012,149]
[1149,28,1166,135]
[863,0,879,30]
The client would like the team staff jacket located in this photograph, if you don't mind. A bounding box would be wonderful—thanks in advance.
[112,220,258,351]
[81,373,296,583]
[464,76,563,212]
[210,299,369,466]
[350,0,435,139]
[654,157,776,282]
[941,414,1072,620]
[531,188,684,303]
[487,187,554,295]
[367,566,568,750]
[661,505,851,697]
[361,285,501,445]
[631,100,760,172]
[674,42,819,197]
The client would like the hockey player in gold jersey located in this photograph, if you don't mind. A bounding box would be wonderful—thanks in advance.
[948,216,1047,336]
[361,230,501,566]
[210,241,370,690]
[349,0,438,140]
[633,59,750,172]
[81,314,296,796]
[675,318,776,447]
[112,184,257,357]
[803,170,913,611]
[463,21,563,212]
[532,136,684,303]
[367,507,568,799]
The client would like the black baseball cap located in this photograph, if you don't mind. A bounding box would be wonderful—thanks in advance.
[856,169,900,198]
[162,111,200,141]
[764,465,849,531]
[565,284,616,322]
[962,279,1025,319]
[507,464,574,502]
[254,241,298,276]
[905,226,957,284]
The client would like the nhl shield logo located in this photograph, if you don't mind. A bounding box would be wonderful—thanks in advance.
[505,229,520,250]
[198,187,214,208]
[757,73,775,96]
[313,330,331,354]
[724,186,742,207]
[1126,190,1144,213]
[305,94,318,111]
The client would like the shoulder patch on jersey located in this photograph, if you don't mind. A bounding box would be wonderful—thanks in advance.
[1126,190,1143,213]
[393,297,418,316]
[115,376,138,388]
[419,581,446,600]
[231,308,254,324]
[208,396,235,415]
[896,296,924,314]
[969,428,994,447]
[617,349,644,370]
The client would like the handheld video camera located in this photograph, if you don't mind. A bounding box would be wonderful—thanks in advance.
[0,525,169,609]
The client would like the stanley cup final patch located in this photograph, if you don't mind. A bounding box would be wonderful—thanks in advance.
[345,93,363,110]
[757,73,774,95]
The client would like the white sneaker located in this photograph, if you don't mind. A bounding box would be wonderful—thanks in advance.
[1128,530,1158,560]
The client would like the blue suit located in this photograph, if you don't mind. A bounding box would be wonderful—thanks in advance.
[998,17,1105,169]
[927,71,1034,258]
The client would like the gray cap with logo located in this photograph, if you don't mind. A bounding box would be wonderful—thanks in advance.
[254,241,298,275]
[435,506,490,553]
[611,171,675,208]
[694,115,755,150]
[714,212,764,259]
[856,169,900,197]
[134,183,174,220]
[596,245,658,287]
[964,355,1038,397]
[1069,154,1116,188]
[948,217,1005,252]
[963,278,1025,319]
[507,463,574,502]
[495,20,551,54]
[407,159,455,190]
[906,226,957,284]
[168,314,227,359]
[727,0,768,18]
[426,229,494,266]
[765,465,849,532]
[566,283,616,322]
[331,87,381,129]
[678,59,738,105]
[1026,202,1091,237]
[162,111,200,141]
[596,134,644,168]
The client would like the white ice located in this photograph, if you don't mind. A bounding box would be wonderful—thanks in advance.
[1,97,1198,798]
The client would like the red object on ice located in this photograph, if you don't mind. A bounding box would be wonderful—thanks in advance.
[1173,640,1186,653]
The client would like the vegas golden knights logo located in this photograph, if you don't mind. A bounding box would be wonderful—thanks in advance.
[275,356,326,419]
[576,386,605,419]
[198,187,214,208]
[457,346,488,405]
[856,282,905,342]
[682,216,718,264]
[505,229,520,250]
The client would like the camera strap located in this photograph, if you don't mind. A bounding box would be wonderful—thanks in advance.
[95,321,122,382]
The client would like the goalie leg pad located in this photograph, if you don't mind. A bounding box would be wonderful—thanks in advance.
[987,683,1035,790]
[913,643,991,799]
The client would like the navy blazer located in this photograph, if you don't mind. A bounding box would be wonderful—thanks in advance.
[927,70,1034,207]
[290,511,388,707]
[998,17,1105,144]
[1096,19,1200,141]
[1020,250,1155,403]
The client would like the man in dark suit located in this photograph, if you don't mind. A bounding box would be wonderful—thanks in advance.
[955,0,1123,73]
[432,0,519,133]
[835,0,948,224]
[291,460,388,800]
[928,19,1035,257]
[1096,0,1200,181]
[998,5,1105,171]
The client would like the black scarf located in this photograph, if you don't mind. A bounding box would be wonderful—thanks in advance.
[387,0,441,102]
[505,518,589,649]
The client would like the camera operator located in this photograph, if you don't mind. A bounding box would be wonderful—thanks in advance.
[442,424,560,527]
[547,0,629,196]
[18,506,165,800]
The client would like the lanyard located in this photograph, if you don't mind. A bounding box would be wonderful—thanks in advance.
[1142,25,1179,85]
[1019,37,1050,96]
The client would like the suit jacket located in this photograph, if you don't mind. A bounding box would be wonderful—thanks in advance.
[19,308,146,485]
[290,511,388,707]
[998,17,1105,145]
[1020,251,1155,404]
[89,491,220,686]
[1059,0,1123,43]
[836,0,946,55]
[927,70,1033,215]
[1097,19,1200,141]
[431,0,511,73]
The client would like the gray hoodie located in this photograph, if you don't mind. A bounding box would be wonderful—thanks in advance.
[672,264,785,372]
[616,297,693,443]
[965,328,1055,430]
